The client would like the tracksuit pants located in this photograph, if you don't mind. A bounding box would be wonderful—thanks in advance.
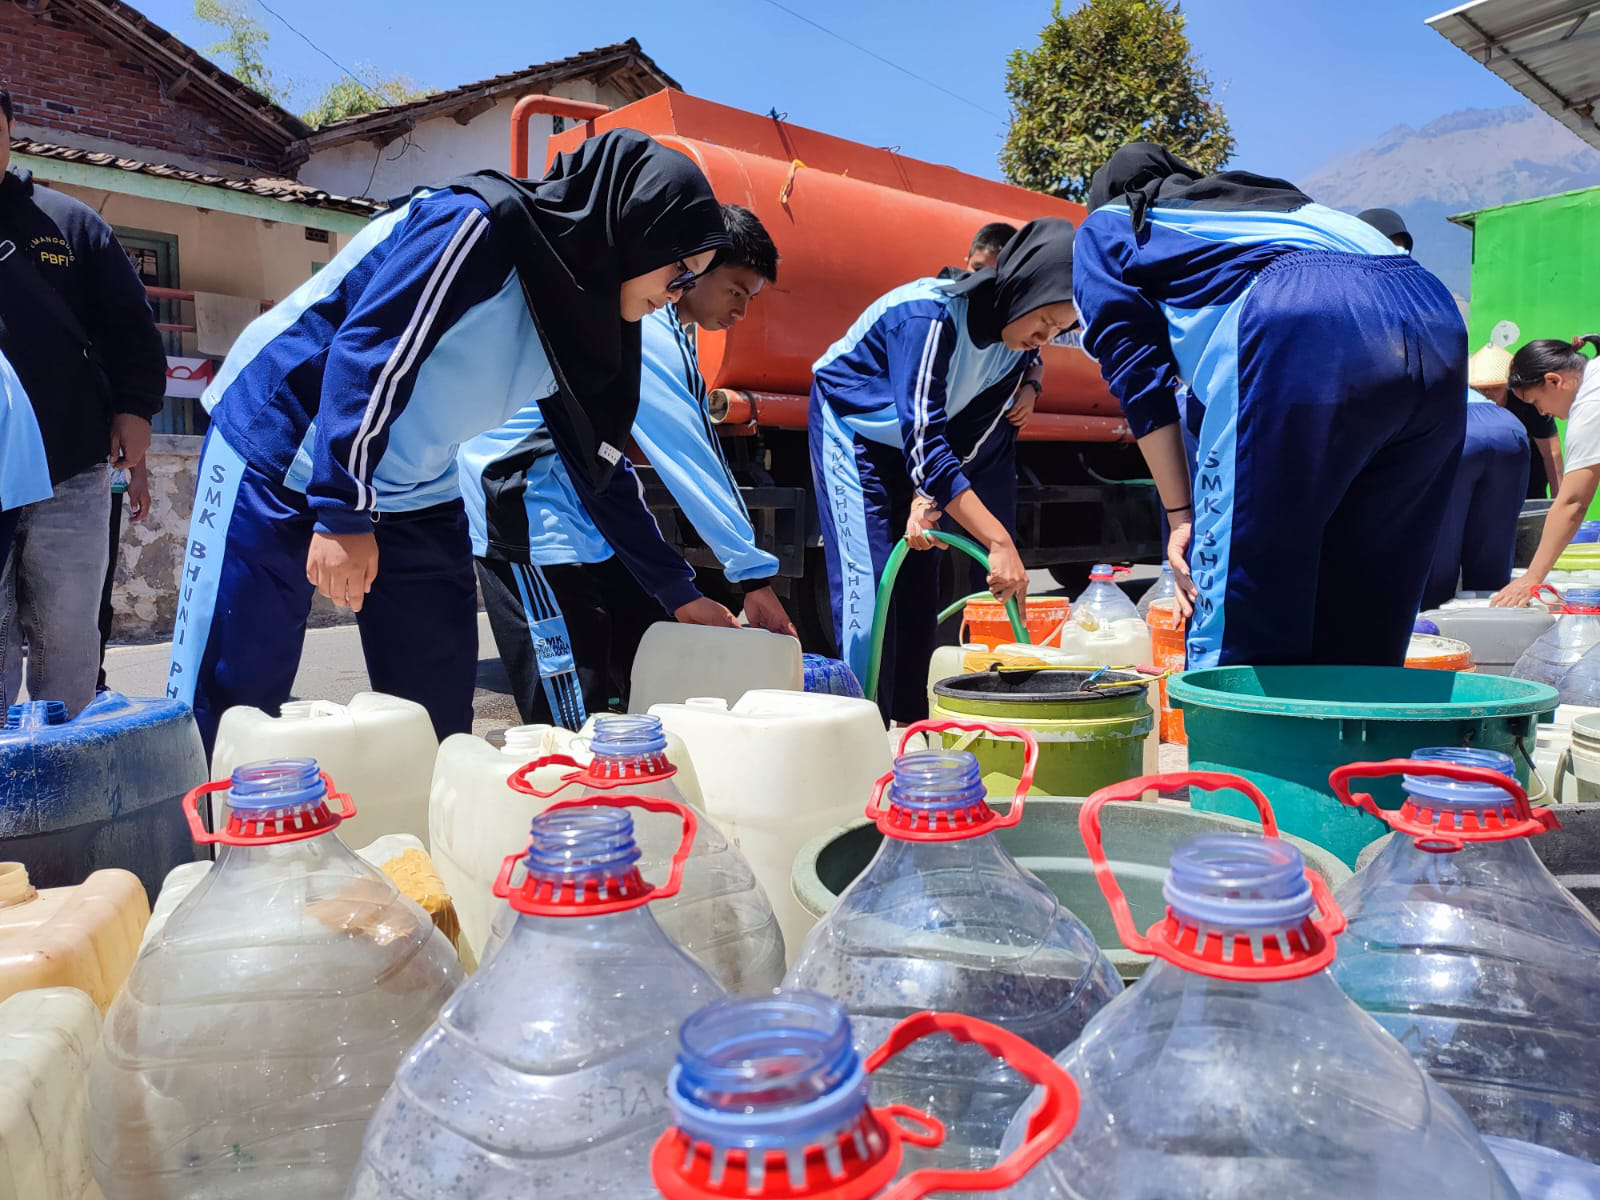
[1187,251,1467,669]
[1421,402,1529,610]
[476,554,663,730]
[810,395,939,725]
[166,430,478,753]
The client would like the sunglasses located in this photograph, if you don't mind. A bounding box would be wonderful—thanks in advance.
[666,261,700,295]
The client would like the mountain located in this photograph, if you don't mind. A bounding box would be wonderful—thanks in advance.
[1299,104,1600,299]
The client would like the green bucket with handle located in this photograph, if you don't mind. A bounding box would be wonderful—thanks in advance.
[929,668,1153,798]
[1168,665,1559,867]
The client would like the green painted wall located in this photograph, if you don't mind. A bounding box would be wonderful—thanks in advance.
[1465,186,1600,515]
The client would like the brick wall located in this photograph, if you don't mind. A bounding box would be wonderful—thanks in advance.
[2,2,286,172]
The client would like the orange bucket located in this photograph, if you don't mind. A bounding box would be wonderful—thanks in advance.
[1405,634,1475,673]
[1148,601,1188,744]
[960,596,1069,651]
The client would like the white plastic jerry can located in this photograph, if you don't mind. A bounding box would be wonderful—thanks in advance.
[210,692,438,848]
[627,623,804,712]
[428,721,707,963]
[650,689,894,955]
[0,987,102,1200]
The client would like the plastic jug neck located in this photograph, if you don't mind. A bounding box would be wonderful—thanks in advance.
[493,798,696,917]
[653,991,896,1200]
[183,759,357,847]
[500,725,547,756]
[1156,834,1338,980]
[587,714,674,783]
[878,750,992,840]
[4,700,67,730]
[0,863,36,908]
[1398,748,1557,848]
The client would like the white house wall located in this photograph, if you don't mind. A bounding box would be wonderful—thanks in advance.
[298,79,633,198]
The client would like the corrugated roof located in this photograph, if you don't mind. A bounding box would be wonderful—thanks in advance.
[13,138,384,217]
[1427,2,1600,150]
[305,40,676,146]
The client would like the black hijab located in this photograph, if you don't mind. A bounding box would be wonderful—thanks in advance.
[445,130,729,486]
[946,218,1077,348]
[1087,141,1311,233]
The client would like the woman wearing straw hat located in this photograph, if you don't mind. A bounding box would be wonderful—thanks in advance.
[1420,346,1531,607]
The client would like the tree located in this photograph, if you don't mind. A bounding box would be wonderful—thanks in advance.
[194,0,287,105]
[1001,0,1235,202]
[301,70,433,128]
[193,0,431,128]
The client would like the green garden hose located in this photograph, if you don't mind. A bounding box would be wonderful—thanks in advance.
[863,532,1029,703]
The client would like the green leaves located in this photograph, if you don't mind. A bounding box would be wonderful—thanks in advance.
[1000,0,1235,201]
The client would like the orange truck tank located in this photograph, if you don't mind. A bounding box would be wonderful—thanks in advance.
[537,90,1158,644]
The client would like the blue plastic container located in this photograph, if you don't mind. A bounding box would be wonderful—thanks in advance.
[1573,520,1600,545]
[0,692,206,898]
[804,652,864,698]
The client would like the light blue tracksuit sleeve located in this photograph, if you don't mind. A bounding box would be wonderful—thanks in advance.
[309,193,498,533]
[635,310,777,584]
[886,310,966,505]
[0,350,51,512]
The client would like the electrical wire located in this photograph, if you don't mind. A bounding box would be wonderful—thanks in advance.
[757,0,1005,120]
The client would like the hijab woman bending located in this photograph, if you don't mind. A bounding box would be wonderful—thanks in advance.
[1075,144,1467,668]
[811,218,1079,722]
[165,130,730,751]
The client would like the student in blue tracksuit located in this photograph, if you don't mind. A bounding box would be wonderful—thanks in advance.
[1421,353,1529,609]
[464,204,791,726]
[812,218,1079,723]
[0,349,51,570]
[165,130,730,750]
[1075,143,1467,669]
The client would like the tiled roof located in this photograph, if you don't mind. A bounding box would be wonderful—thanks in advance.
[306,39,675,144]
[12,138,384,217]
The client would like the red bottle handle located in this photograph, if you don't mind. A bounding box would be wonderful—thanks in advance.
[182,771,355,846]
[491,794,698,916]
[865,719,1039,832]
[506,754,587,798]
[1079,771,1347,978]
[1329,758,1559,852]
[868,1011,1079,1200]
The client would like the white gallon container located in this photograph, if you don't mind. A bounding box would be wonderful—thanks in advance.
[927,643,985,695]
[210,692,437,848]
[1054,616,1154,666]
[627,624,803,712]
[429,720,707,964]
[140,833,429,950]
[0,987,102,1200]
[650,690,893,953]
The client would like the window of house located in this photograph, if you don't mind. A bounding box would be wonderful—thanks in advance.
[114,226,210,437]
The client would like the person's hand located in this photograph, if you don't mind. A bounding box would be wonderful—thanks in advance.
[675,596,740,627]
[126,462,151,522]
[1007,386,1038,429]
[306,531,379,612]
[986,539,1028,606]
[906,496,944,550]
[1492,575,1542,608]
[741,586,796,636]
[109,414,152,471]
[1168,517,1197,619]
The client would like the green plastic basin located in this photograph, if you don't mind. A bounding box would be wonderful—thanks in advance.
[1169,665,1559,867]
[790,796,1351,981]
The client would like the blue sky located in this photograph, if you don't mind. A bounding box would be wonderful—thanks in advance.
[137,0,1527,184]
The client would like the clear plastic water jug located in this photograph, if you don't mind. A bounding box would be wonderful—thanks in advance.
[785,720,1122,1170]
[1136,563,1175,619]
[1071,564,1140,630]
[348,795,722,1199]
[89,760,464,1199]
[1329,749,1600,1166]
[505,714,785,992]
[650,990,1080,1200]
[1550,638,1600,707]
[1512,585,1600,691]
[1001,770,1519,1199]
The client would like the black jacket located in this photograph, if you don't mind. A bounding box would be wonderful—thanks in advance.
[0,167,166,482]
